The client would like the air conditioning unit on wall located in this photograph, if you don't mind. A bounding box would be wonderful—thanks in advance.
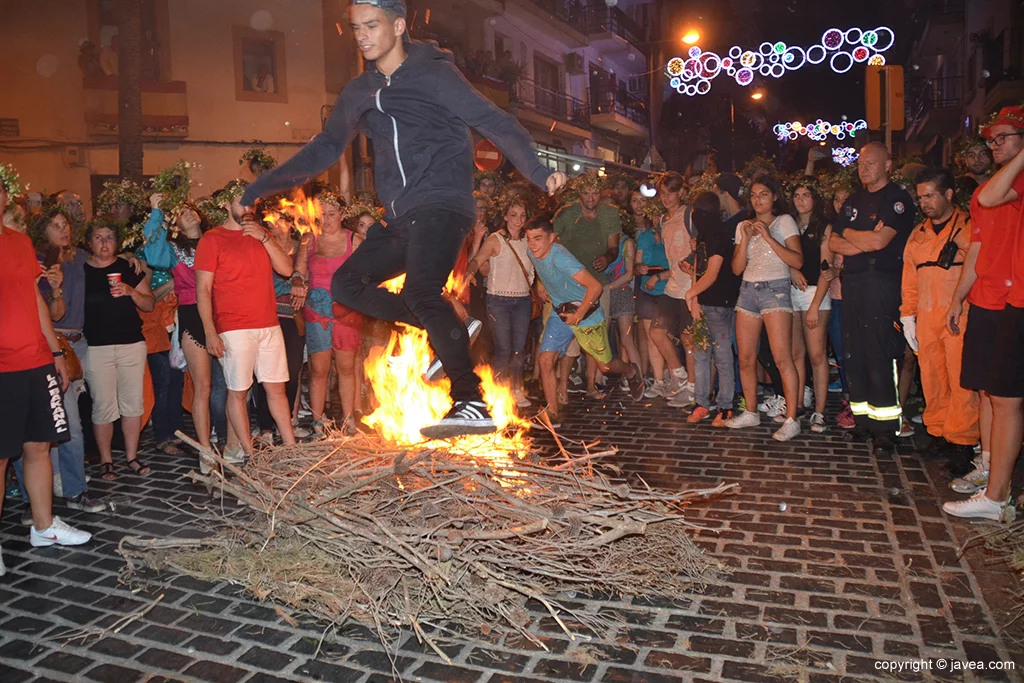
[564,52,584,75]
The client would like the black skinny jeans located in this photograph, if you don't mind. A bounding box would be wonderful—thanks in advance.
[332,207,481,402]
[256,317,306,431]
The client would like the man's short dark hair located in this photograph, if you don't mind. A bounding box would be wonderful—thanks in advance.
[525,216,554,234]
[916,167,956,196]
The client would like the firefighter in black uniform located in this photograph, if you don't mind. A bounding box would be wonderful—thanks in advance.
[829,142,916,455]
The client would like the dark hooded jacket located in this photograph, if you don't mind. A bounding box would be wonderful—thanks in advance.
[241,41,551,220]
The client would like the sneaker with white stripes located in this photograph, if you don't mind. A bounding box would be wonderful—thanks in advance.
[758,395,786,418]
[644,379,666,398]
[420,401,497,439]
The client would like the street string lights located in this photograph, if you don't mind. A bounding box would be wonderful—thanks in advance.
[666,26,895,96]
[773,118,868,141]
[832,147,860,167]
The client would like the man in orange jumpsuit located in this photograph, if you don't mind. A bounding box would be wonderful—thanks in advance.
[901,167,979,461]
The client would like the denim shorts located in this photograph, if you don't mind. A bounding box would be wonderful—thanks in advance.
[735,278,792,318]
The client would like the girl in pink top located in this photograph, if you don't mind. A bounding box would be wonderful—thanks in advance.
[142,193,218,451]
[293,197,364,434]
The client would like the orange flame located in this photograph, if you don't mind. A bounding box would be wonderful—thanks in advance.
[363,324,531,467]
[265,191,322,237]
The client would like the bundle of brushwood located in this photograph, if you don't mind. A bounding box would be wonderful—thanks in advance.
[119,430,735,660]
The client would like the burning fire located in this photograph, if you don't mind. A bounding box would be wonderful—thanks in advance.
[268,190,529,463]
[368,264,529,466]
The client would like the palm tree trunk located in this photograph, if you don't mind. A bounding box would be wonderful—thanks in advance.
[118,0,144,182]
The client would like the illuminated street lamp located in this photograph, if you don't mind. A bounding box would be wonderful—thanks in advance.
[751,91,764,100]
[682,30,700,44]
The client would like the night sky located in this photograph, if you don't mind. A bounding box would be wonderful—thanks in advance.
[731,0,922,121]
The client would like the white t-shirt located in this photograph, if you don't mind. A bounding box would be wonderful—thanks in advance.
[734,214,800,282]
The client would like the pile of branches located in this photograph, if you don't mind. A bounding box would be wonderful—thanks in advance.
[120,432,734,661]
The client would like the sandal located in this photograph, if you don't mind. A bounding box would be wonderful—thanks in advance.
[585,390,607,400]
[100,462,117,481]
[157,441,183,456]
[125,458,151,476]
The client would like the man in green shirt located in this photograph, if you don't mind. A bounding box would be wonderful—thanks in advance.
[552,172,621,397]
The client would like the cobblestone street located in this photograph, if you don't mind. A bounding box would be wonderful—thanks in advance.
[1,396,1023,683]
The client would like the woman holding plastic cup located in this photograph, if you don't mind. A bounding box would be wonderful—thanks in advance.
[83,220,155,480]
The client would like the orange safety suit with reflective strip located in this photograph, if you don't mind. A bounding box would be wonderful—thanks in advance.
[900,207,979,445]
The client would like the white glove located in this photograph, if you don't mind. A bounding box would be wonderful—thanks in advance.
[901,316,918,353]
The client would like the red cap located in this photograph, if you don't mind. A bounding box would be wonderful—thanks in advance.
[982,105,1024,137]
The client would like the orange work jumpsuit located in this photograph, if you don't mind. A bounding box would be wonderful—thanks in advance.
[900,208,979,445]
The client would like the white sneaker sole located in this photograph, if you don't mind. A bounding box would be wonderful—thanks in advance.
[30,533,91,547]
[420,420,497,440]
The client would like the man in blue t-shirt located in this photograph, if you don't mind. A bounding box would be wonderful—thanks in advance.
[525,217,644,424]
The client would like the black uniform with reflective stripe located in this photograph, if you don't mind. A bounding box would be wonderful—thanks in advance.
[834,182,915,274]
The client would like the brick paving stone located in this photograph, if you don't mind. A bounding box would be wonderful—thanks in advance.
[1,402,1022,682]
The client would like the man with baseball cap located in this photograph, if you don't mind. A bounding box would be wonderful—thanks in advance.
[944,105,1024,520]
[241,0,566,439]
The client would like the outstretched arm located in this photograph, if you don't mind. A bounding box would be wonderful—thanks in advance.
[241,86,362,206]
[435,63,552,190]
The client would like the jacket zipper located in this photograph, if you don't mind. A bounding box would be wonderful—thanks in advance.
[375,74,406,215]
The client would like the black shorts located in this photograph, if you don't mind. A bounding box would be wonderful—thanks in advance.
[0,364,72,460]
[651,295,693,336]
[636,290,659,321]
[961,304,1002,392]
[988,304,1024,398]
[178,303,207,349]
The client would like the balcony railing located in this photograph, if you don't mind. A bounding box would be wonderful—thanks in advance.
[512,77,590,129]
[906,75,963,123]
[528,0,585,32]
[579,5,646,51]
[589,86,649,127]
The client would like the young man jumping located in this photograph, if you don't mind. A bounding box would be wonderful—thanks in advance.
[241,0,565,439]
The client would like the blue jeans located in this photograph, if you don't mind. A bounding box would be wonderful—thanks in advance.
[15,336,89,501]
[210,359,228,442]
[828,298,849,394]
[148,351,184,444]
[694,306,736,411]
[487,294,532,388]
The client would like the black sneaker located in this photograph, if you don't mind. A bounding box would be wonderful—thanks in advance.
[626,364,645,401]
[420,401,497,439]
[66,493,105,514]
[872,435,896,457]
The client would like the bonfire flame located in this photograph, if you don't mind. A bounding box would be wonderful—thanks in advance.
[368,269,529,466]
[269,189,526,462]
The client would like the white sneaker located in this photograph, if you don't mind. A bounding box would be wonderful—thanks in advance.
[30,516,91,547]
[667,382,695,408]
[758,395,786,418]
[809,412,826,434]
[514,389,532,409]
[950,459,989,494]
[644,379,666,399]
[773,417,801,441]
[803,386,813,409]
[942,488,1006,521]
[292,425,312,439]
[726,411,761,429]
[223,445,245,464]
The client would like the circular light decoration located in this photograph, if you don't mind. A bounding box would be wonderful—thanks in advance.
[667,25,895,95]
[670,76,681,88]
[774,117,868,142]
[833,147,860,167]
[640,184,657,198]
